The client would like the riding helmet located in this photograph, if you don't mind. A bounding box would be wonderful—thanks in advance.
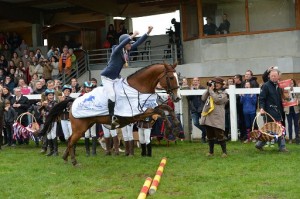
[83,81,93,88]
[119,34,131,44]
[45,89,55,96]
[62,84,72,92]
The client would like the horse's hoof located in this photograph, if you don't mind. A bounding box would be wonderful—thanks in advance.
[73,162,81,167]
[62,156,68,161]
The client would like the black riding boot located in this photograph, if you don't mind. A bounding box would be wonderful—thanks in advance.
[129,140,134,156]
[85,138,90,157]
[53,138,58,156]
[208,140,214,156]
[40,136,48,154]
[146,143,152,157]
[46,139,54,156]
[124,141,130,156]
[92,137,97,156]
[0,134,2,149]
[219,141,227,157]
[105,137,112,155]
[141,144,146,156]
[108,99,119,128]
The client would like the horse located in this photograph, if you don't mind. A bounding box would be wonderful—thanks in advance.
[40,63,181,166]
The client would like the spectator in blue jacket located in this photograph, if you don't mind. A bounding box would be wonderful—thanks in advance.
[3,76,15,93]
[240,81,257,143]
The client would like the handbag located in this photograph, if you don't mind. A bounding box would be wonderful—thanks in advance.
[201,96,215,116]
[103,40,111,48]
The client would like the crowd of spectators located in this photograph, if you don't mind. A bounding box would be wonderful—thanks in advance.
[0,31,90,149]
[182,67,300,150]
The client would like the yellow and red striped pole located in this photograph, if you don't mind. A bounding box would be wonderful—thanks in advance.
[149,157,167,195]
[137,177,152,199]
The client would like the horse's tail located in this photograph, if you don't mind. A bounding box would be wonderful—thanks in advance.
[39,98,75,136]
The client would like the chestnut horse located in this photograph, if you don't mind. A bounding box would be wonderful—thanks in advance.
[40,63,181,165]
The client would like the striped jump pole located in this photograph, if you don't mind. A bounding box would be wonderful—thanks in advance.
[149,157,167,195]
[137,177,152,199]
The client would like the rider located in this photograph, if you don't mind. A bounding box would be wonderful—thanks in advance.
[60,84,73,142]
[79,81,98,156]
[40,89,58,156]
[101,25,154,128]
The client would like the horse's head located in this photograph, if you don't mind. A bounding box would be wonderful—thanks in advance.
[158,63,181,102]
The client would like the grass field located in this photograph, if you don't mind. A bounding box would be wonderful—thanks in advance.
[0,140,300,199]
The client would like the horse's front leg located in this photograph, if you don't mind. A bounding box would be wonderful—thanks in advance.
[156,104,180,127]
[153,106,171,128]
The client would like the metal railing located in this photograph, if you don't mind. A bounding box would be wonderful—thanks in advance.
[59,43,183,84]
[59,49,89,84]
[87,43,182,70]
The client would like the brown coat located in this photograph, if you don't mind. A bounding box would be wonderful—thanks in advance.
[43,63,53,80]
[200,89,228,131]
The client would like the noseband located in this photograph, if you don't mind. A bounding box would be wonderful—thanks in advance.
[157,68,179,97]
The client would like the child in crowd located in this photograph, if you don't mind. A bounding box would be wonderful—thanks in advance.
[137,117,154,157]
[240,81,257,143]
[4,99,17,147]
[40,89,58,156]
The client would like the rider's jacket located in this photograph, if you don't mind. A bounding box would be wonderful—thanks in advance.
[101,33,148,80]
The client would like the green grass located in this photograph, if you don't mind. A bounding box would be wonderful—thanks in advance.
[0,140,300,199]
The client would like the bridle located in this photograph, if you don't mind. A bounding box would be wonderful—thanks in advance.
[157,67,179,99]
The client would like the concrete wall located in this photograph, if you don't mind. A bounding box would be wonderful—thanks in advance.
[180,30,300,78]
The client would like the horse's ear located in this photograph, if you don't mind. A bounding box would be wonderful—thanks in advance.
[163,62,168,69]
[172,62,178,69]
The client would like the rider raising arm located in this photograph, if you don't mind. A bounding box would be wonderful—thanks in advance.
[100,26,153,128]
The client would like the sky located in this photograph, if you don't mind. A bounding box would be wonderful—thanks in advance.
[132,10,180,35]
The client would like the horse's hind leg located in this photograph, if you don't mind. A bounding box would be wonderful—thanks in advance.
[62,139,70,163]
[69,133,82,166]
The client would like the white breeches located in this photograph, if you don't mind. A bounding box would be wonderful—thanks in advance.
[85,124,97,138]
[121,124,134,141]
[138,128,151,144]
[61,120,72,140]
[102,125,117,138]
[47,122,57,139]
[101,76,119,102]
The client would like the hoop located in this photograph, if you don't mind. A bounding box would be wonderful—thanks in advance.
[250,112,285,142]
[16,112,38,125]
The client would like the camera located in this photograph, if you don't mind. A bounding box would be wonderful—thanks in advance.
[166,27,174,35]
[206,80,215,87]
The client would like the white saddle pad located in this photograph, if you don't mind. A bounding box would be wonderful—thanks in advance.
[114,78,158,117]
[72,87,108,118]
[72,78,158,118]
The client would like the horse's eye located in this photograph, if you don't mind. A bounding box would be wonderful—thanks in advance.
[170,77,174,80]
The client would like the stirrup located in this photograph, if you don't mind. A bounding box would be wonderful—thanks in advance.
[111,116,120,128]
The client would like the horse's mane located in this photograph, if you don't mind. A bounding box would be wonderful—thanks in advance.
[127,63,163,78]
